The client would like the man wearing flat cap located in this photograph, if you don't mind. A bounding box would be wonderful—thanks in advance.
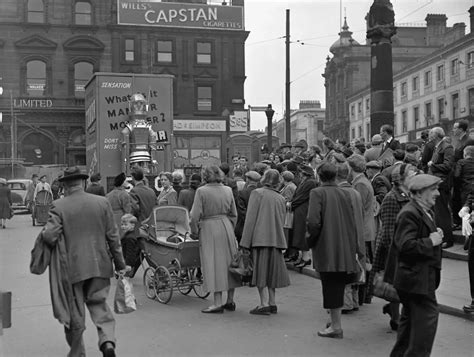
[389,174,443,357]
[39,167,127,357]
[86,172,105,196]
[234,170,261,242]
[129,167,156,224]
[279,142,292,155]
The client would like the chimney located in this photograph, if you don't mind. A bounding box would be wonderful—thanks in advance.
[469,6,474,33]
[425,14,447,46]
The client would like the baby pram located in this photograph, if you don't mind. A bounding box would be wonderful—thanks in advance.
[139,206,209,304]
[32,190,53,226]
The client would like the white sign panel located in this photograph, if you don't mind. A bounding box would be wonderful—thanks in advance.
[173,120,225,131]
[229,111,248,132]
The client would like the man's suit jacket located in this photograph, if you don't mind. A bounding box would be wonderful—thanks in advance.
[41,187,126,284]
[454,134,474,162]
[130,182,156,222]
[379,138,401,156]
[428,139,454,181]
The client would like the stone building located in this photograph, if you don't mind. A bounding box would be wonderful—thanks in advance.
[0,0,248,175]
[323,14,463,142]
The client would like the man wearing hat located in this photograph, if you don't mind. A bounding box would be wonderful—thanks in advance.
[129,167,156,224]
[364,134,384,162]
[86,172,105,196]
[390,174,443,357]
[293,141,305,156]
[366,161,391,206]
[40,167,127,357]
[234,170,261,242]
[279,143,292,155]
[177,173,202,212]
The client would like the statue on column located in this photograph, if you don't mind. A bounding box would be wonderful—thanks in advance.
[121,93,158,175]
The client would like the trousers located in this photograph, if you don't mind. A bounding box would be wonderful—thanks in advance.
[433,181,453,245]
[65,277,116,357]
[390,290,439,357]
[468,236,474,300]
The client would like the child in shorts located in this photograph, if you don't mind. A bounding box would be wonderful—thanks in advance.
[120,213,141,278]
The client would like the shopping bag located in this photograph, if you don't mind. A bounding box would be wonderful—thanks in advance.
[114,276,137,314]
[229,249,253,279]
[373,271,400,303]
[283,208,294,229]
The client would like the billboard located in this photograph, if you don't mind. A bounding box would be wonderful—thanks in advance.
[117,0,244,30]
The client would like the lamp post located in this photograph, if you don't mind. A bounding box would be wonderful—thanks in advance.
[265,104,275,153]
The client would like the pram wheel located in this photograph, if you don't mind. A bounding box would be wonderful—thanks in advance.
[154,266,173,304]
[191,268,210,299]
[176,269,193,295]
[143,267,156,299]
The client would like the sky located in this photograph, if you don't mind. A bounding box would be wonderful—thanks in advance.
[244,0,474,131]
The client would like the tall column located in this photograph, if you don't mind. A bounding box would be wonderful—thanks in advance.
[366,0,396,137]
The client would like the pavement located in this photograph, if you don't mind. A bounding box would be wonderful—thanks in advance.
[287,231,474,322]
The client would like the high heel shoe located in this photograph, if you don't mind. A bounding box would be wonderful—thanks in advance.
[294,259,311,269]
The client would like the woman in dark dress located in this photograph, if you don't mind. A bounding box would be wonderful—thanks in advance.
[0,178,13,229]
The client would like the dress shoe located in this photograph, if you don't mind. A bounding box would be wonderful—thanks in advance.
[222,302,236,311]
[382,303,392,317]
[249,306,271,315]
[100,342,116,357]
[284,255,298,263]
[201,306,224,314]
[463,303,474,313]
[441,242,453,249]
[317,329,343,339]
[294,259,311,269]
[341,308,354,315]
[390,319,399,331]
[269,305,278,314]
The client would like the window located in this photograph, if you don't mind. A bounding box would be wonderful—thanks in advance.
[366,123,370,141]
[393,113,397,134]
[401,82,407,96]
[28,0,44,23]
[197,86,212,111]
[437,64,444,81]
[75,1,91,25]
[196,41,211,64]
[451,58,459,75]
[425,102,432,124]
[414,106,419,129]
[351,128,355,140]
[438,98,445,119]
[125,39,135,62]
[365,98,370,111]
[467,51,474,69]
[357,102,362,113]
[424,70,432,86]
[317,120,324,132]
[157,40,173,63]
[469,88,474,116]
[412,76,419,91]
[350,104,355,117]
[402,110,407,133]
[74,62,93,98]
[452,93,459,119]
[26,60,46,96]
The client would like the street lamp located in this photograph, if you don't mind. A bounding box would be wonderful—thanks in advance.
[265,104,275,153]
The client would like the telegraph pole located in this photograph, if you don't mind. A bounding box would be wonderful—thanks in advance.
[285,9,291,144]
[10,90,15,178]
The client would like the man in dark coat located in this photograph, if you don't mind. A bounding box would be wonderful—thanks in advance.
[234,170,261,242]
[427,127,455,248]
[390,174,443,357]
[379,124,401,155]
[40,167,127,357]
[86,173,105,196]
[129,167,156,223]
[177,174,201,212]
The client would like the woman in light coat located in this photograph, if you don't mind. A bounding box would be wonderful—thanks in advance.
[190,165,241,313]
[156,172,178,206]
[240,169,290,315]
[106,173,133,236]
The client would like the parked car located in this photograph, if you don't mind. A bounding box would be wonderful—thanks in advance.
[7,179,32,211]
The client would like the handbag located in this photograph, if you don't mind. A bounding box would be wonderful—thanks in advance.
[373,270,400,303]
[283,207,294,229]
[114,276,137,314]
[229,249,253,280]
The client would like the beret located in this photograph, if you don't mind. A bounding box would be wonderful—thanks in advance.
[245,170,261,181]
[347,154,366,172]
[366,160,382,169]
[281,170,295,181]
[408,174,441,191]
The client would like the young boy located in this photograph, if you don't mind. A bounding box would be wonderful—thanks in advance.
[120,213,141,278]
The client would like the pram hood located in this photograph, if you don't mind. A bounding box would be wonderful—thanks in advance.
[152,206,190,236]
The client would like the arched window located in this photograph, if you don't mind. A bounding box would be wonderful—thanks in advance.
[74,62,93,98]
[75,1,91,25]
[28,0,44,23]
[27,60,46,96]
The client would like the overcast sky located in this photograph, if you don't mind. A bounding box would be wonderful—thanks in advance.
[244,0,474,131]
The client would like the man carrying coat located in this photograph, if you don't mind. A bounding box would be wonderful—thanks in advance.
[41,166,127,357]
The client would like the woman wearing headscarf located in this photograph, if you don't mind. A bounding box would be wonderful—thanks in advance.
[156,171,178,206]
[0,178,12,229]
[372,164,418,331]
[240,169,290,315]
[106,172,133,236]
[190,165,240,313]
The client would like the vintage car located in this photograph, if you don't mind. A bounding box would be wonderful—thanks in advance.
[7,179,33,211]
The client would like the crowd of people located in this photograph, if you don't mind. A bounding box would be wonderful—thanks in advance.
[23,119,474,356]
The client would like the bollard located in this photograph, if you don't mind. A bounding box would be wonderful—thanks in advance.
[0,291,12,334]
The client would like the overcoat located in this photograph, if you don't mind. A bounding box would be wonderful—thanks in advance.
[85,182,105,196]
[106,186,132,236]
[291,176,317,250]
[0,185,12,219]
[352,173,376,242]
[391,200,442,295]
[130,182,157,221]
[240,187,287,249]
[42,187,126,284]
[156,186,177,207]
[306,183,359,273]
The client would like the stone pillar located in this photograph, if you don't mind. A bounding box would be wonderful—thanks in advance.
[366,0,397,137]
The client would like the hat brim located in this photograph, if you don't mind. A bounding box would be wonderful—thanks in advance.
[58,173,89,182]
